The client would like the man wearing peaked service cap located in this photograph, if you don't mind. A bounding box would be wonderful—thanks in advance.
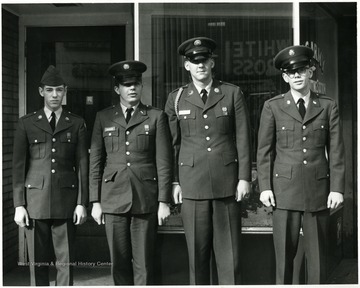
[165,37,252,285]
[12,65,89,285]
[257,45,345,284]
[90,60,172,285]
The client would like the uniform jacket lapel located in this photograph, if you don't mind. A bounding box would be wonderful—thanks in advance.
[184,82,205,109]
[280,91,303,123]
[127,102,149,128]
[54,110,73,134]
[303,92,324,123]
[111,105,127,128]
[204,79,225,111]
[33,109,53,134]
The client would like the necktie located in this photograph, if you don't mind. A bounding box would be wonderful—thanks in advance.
[50,112,56,131]
[125,107,133,123]
[297,98,306,119]
[200,89,208,104]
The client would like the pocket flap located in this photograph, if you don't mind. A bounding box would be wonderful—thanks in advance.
[179,110,196,120]
[313,120,328,131]
[277,121,294,131]
[28,133,46,144]
[103,127,119,137]
[60,173,78,188]
[274,163,292,179]
[222,152,238,166]
[316,166,330,180]
[60,132,78,143]
[179,156,194,167]
[25,175,44,189]
[103,170,118,183]
[140,168,157,181]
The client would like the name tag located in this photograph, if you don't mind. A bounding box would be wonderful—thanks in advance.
[104,127,116,132]
[179,110,191,115]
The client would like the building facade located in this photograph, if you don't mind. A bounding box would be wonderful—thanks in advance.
[2,2,357,284]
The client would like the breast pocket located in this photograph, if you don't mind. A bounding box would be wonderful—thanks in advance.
[103,127,119,152]
[276,121,295,148]
[214,108,232,134]
[60,132,78,159]
[179,110,196,137]
[137,127,155,151]
[28,133,46,159]
[312,120,329,147]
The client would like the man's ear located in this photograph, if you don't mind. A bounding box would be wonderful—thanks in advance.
[210,59,215,68]
[282,73,289,83]
[114,85,120,95]
[184,60,190,72]
[38,87,44,97]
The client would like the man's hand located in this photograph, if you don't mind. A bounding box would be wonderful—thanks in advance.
[172,184,183,204]
[235,180,251,202]
[73,205,87,225]
[327,192,344,209]
[158,202,171,226]
[14,206,29,227]
[91,202,105,225]
[260,190,276,207]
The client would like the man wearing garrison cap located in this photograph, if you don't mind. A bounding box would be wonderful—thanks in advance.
[257,45,345,284]
[12,65,89,285]
[165,37,252,285]
[89,60,172,285]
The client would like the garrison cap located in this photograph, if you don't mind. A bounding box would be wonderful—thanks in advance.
[274,45,314,72]
[40,65,65,86]
[108,60,147,84]
[178,37,217,61]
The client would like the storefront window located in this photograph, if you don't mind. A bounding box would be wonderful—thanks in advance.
[139,3,293,229]
[300,3,338,102]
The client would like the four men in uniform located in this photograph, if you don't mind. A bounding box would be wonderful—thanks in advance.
[12,41,345,285]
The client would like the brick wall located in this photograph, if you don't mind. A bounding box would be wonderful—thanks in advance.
[2,8,19,273]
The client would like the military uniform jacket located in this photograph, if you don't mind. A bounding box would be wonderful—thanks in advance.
[89,102,172,214]
[257,91,345,212]
[165,79,252,200]
[12,109,89,219]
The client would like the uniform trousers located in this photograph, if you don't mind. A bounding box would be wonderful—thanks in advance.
[273,208,329,284]
[24,219,76,286]
[104,212,157,285]
[181,197,242,285]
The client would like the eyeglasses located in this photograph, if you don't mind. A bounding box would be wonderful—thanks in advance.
[285,67,309,78]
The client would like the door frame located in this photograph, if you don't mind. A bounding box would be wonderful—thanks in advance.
[18,7,134,117]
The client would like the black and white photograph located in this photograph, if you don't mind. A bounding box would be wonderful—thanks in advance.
[2,0,357,286]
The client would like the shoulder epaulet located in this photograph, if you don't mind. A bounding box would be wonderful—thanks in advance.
[144,104,161,111]
[65,110,82,118]
[100,105,116,112]
[22,111,37,119]
[269,94,285,102]
[170,84,188,94]
[318,95,334,101]
[219,80,238,88]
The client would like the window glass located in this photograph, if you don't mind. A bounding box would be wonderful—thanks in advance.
[300,3,338,102]
[140,3,292,228]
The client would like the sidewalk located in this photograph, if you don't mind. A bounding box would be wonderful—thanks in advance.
[3,258,358,286]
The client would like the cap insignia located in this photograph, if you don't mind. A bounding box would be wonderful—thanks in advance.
[194,40,202,46]
[123,64,130,70]
[289,49,295,56]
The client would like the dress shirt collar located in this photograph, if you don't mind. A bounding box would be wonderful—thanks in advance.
[292,91,311,108]
[193,79,213,95]
[44,106,62,124]
[120,102,139,116]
